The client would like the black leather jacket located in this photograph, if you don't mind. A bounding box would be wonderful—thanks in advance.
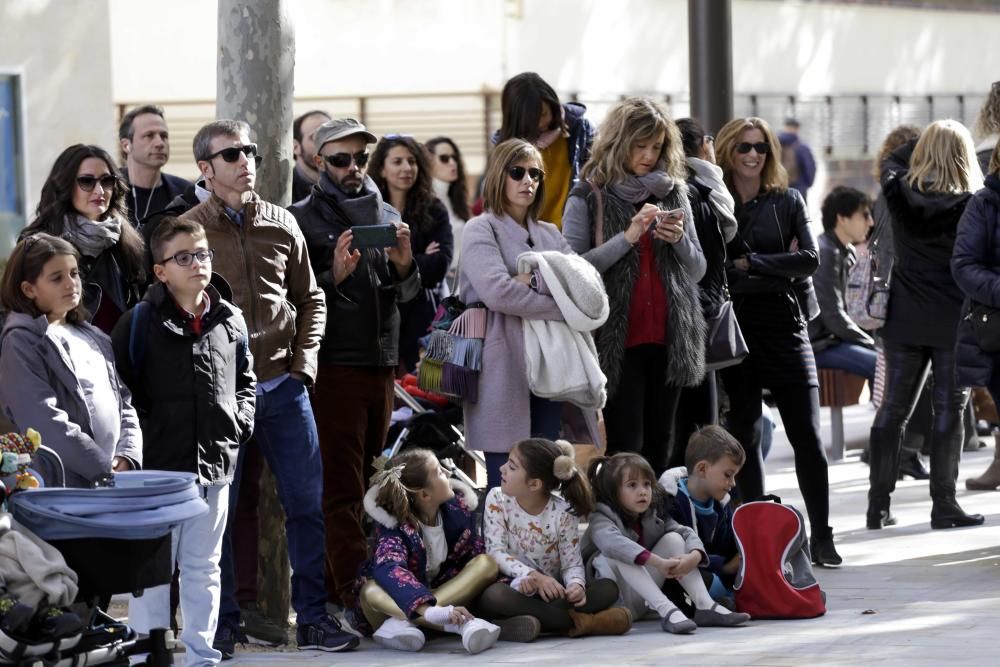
[808,231,875,350]
[726,188,819,322]
[289,182,420,367]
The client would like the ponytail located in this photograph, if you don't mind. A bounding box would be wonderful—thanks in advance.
[587,452,662,520]
[370,448,437,527]
[513,438,595,516]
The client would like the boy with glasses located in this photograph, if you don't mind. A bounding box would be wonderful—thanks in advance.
[288,118,420,622]
[181,120,358,656]
[111,217,256,666]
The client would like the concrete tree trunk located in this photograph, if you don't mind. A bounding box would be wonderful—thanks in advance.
[217,0,296,628]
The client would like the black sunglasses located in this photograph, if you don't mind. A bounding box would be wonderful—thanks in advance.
[159,248,215,267]
[207,144,262,166]
[76,174,117,192]
[323,151,370,169]
[437,154,458,165]
[735,142,770,155]
[507,166,544,182]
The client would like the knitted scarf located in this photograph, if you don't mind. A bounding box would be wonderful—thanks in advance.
[686,157,738,242]
[588,178,707,396]
[62,214,121,258]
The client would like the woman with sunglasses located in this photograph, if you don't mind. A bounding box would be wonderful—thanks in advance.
[713,117,840,566]
[20,144,146,334]
[426,137,471,288]
[369,135,454,374]
[562,98,706,476]
[867,119,985,531]
[460,139,602,490]
[495,72,594,230]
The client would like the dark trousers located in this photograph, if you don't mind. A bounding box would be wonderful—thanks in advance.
[869,341,970,505]
[314,365,395,608]
[670,372,719,470]
[233,440,263,606]
[603,344,682,477]
[484,394,564,490]
[719,363,830,536]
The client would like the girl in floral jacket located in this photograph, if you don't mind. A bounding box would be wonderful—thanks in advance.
[353,448,500,654]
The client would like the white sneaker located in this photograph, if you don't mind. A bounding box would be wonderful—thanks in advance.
[460,618,500,654]
[373,617,425,652]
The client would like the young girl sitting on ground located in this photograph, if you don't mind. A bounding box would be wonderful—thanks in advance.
[480,438,632,641]
[353,448,501,654]
[0,233,142,488]
[581,452,750,634]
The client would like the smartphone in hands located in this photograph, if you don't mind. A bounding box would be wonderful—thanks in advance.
[351,223,398,249]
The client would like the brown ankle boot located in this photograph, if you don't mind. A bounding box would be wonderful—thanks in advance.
[966,433,1000,491]
[566,607,632,638]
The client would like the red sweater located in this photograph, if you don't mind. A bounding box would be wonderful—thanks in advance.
[624,232,668,348]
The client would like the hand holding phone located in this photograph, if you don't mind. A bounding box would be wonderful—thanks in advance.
[350,223,399,249]
[653,208,685,244]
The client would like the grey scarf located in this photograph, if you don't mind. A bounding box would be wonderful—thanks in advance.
[319,173,395,227]
[687,157,737,242]
[608,167,677,204]
[62,214,122,258]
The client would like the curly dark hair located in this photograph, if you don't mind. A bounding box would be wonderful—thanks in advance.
[425,136,471,220]
[21,144,145,285]
[368,135,437,233]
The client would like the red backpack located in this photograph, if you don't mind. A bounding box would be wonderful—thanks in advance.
[732,500,826,619]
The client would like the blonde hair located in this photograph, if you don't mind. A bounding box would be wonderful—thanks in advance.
[974,82,1000,141]
[580,97,686,187]
[715,117,787,194]
[482,139,546,222]
[873,124,921,181]
[905,119,984,194]
[371,448,438,528]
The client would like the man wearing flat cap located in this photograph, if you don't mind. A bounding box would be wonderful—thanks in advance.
[289,118,420,613]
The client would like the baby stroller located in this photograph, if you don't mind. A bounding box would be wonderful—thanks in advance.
[2,446,208,666]
[389,382,484,494]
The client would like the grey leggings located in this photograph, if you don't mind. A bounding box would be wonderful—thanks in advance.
[478,579,619,633]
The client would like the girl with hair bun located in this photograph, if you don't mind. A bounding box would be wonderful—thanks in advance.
[581,453,750,635]
[479,438,632,641]
[353,448,501,654]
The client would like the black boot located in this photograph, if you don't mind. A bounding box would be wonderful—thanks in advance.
[897,448,930,480]
[929,429,985,530]
[810,527,842,567]
[867,427,901,529]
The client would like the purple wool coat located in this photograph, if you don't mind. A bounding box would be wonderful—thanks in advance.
[458,211,601,454]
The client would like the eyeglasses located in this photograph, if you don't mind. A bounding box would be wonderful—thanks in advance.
[76,174,117,192]
[384,133,413,140]
[206,144,262,166]
[437,154,458,165]
[323,151,370,169]
[507,166,544,182]
[159,249,215,267]
[735,142,770,155]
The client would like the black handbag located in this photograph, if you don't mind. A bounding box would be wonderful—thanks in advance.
[704,296,749,372]
[967,302,1000,353]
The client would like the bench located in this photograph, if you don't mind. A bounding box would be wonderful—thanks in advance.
[818,368,867,462]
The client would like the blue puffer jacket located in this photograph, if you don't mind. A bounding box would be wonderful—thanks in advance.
[952,174,1000,386]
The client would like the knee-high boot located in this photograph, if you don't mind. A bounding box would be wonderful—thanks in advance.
[966,432,1000,491]
[929,429,985,529]
[867,427,902,529]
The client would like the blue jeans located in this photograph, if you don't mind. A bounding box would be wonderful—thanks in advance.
[814,342,877,384]
[218,377,327,630]
[484,394,563,490]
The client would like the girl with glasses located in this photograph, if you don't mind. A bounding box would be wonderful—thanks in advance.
[369,135,454,374]
[562,98,707,479]
[459,139,603,491]
[713,117,840,566]
[20,144,146,334]
[425,137,471,290]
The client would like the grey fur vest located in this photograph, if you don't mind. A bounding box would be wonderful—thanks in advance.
[582,185,706,397]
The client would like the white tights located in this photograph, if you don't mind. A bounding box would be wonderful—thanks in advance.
[598,532,716,619]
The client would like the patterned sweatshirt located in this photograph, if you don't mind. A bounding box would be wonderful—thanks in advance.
[484,487,586,588]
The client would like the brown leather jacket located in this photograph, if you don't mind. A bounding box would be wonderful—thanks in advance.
[181,193,326,383]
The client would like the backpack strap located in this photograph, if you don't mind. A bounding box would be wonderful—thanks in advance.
[128,300,153,371]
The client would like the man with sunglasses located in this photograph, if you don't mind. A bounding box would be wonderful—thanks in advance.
[182,120,359,656]
[118,105,194,226]
[289,118,420,623]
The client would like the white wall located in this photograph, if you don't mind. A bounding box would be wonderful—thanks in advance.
[0,0,115,235]
[108,0,1000,103]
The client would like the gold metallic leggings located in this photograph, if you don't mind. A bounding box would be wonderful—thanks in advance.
[360,553,499,631]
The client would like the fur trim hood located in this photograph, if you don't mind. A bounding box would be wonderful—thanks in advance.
[363,478,479,529]
[658,466,731,506]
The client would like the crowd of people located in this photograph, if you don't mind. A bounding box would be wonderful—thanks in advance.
[1,72,999,662]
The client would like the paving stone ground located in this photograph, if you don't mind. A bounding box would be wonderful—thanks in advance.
[134,404,1000,666]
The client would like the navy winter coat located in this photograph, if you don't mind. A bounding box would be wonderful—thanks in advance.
[952,175,1000,386]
